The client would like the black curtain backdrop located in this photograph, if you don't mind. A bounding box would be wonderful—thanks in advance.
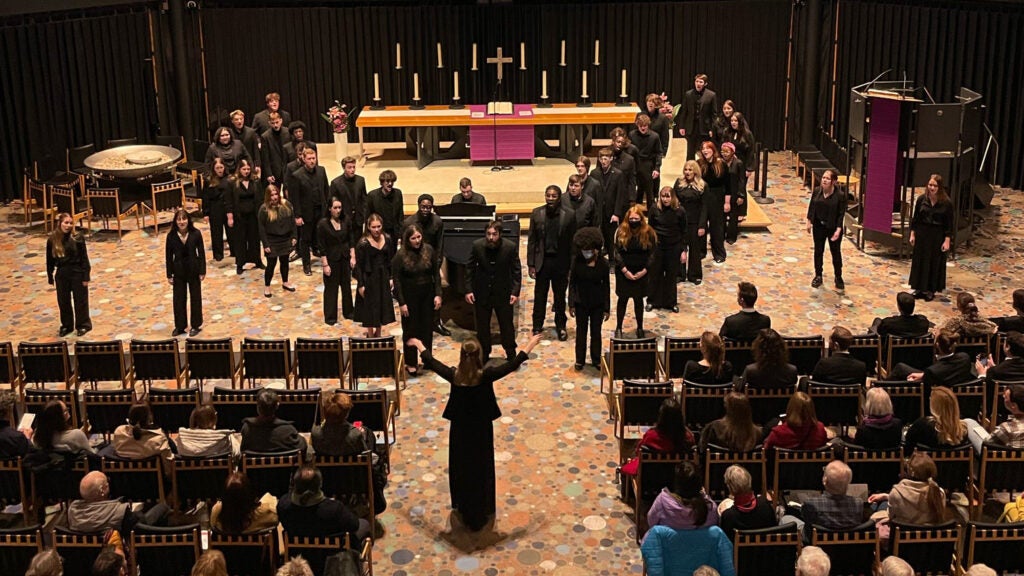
[828,0,1024,189]
[198,1,790,156]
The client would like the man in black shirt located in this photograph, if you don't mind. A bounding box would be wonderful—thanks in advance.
[590,148,628,255]
[229,109,262,177]
[260,112,291,187]
[992,289,1024,333]
[870,292,931,339]
[466,220,522,360]
[528,185,577,341]
[287,148,329,276]
[328,155,367,230]
[366,170,404,240]
[283,121,317,164]
[609,128,638,204]
[811,326,868,385]
[562,174,596,228]
[451,177,487,205]
[628,114,663,207]
[252,92,292,135]
[720,281,771,340]
[573,156,602,207]
[679,74,719,161]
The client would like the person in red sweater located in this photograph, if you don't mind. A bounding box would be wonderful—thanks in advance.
[621,398,695,479]
[763,392,828,451]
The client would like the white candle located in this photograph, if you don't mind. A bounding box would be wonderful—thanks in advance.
[413,72,420,100]
[620,69,627,97]
[453,71,460,100]
[541,70,548,99]
[594,40,600,65]
[582,70,588,98]
[396,43,402,69]
[472,43,478,70]
[520,42,526,70]
[437,43,443,68]
[560,40,566,66]
[373,73,380,100]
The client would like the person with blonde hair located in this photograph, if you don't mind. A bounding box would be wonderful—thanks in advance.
[964,565,997,576]
[673,160,707,284]
[275,557,313,576]
[647,186,686,312]
[868,452,948,526]
[763,392,828,451]
[613,204,657,338]
[854,387,902,449]
[190,550,227,576]
[46,212,92,336]
[879,556,914,576]
[25,549,63,576]
[904,386,967,449]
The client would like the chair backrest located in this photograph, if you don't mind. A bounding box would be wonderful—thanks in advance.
[635,450,698,506]
[0,525,43,576]
[990,378,1024,427]
[107,137,139,148]
[681,380,731,430]
[782,335,825,376]
[130,524,201,576]
[50,183,81,217]
[949,377,987,423]
[810,521,879,576]
[209,528,277,576]
[100,455,165,504]
[85,187,122,219]
[151,178,185,213]
[211,386,261,431]
[963,521,1024,574]
[276,387,322,433]
[723,339,755,373]
[871,380,924,425]
[281,532,350,576]
[348,336,400,382]
[663,336,702,379]
[82,388,136,437]
[616,380,675,440]
[185,337,238,386]
[890,521,960,576]
[345,388,394,449]
[0,458,29,519]
[978,444,1024,499]
[144,386,200,433]
[23,388,79,428]
[53,527,108,576]
[806,381,861,428]
[846,334,880,376]
[957,334,993,363]
[129,338,183,390]
[241,450,301,497]
[0,341,16,387]
[241,337,293,388]
[75,339,129,389]
[30,452,90,507]
[883,335,935,377]
[843,445,904,494]
[606,337,660,384]
[68,143,96,171]
[18,341,73,388]
[294,337,345,387]
[910,444,974,497]
[173,453,233,508]
[704,446,765,500]
[733,522,800,576]
[154,134,185,154]
[770,447,837,502]
[745,386,795,426]
[312,453,375,528]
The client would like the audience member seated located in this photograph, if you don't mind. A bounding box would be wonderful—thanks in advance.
[941,293,997,337]
[0,390,31,458]
[641,524,735,576]
[177,406,234,458]
[879,557,914,576]
[25,549,63,576]
[32,399,95,454]
[91,547,127,576]
[621,398,694,478]
[965,564,998,576]
[811,326,867,385]
[888,330,975,392]
[869,291,931,339]
[868,452,948,526]
[190,550,227,576]
[740,328,798,389]
[276,557,314,576]
[762,392,828,451]
[717,465,775,539]
[210,471,278,534]
[904,386,967,449]
[976,330,1024,382]
[240,389,307,454]
[991,289,1024,333]
[647,461,719,532]
[110,401,174,466]
[682,331,735,384]
[788,460,863,543]
[67,471,168,534]
[968,384,1024,453]
[277,465,370,544]
[693,567,722,576]
[795,546,831,576]
[719,282,771,340]
[698,392,763,453]
[852,387,902,449]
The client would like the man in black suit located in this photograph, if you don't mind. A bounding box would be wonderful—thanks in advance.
[562,174,596,228]
[451,177,487,205]
[890,330,974,395]
[871,292,931,339]
[528,185,576,341]
[610,128,638,204]
[466,220,522,360]
[992,289,1024,333]
[328,155,367,230]
[678,73,719,160]
[229,109,262,177]
[590,148,628,255]
[573,156,602,207]
[286,148,329,276]
[252,92,292,135]
[811,326,867,385]
[260,112,291,187]
[977,331,1024,382]
[720,281,771,340]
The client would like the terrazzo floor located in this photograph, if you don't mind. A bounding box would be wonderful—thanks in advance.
[2,150,1022,575]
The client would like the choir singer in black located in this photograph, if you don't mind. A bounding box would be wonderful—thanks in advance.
[466,220,522,361]
[806,168,846,290]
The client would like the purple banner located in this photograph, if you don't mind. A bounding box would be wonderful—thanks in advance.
[863,97,901,233]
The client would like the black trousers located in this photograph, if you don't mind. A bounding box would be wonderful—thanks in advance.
[402,289,435,368]
[475,299,516,360]
[601,218,617,257]
[574,304,604,366]
[685,134,704,161]
[636,159,656,206]
[683,226,703,282]
[812,223,843,278]
[55,271,90,331]
[726,183,747,243]
[532,256,569,332]
[172,275,203,331]
[648,243,682,308]
[264,255,289,286]
[297,213,321,267]
[208,204,227,260]
[704,188,727,261]
[233,210,262,268]
[323,257,353,324]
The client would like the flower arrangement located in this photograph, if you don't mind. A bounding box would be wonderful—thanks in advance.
[320,101,349,134]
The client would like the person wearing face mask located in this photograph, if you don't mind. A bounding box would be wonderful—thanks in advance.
[286,148,329,276]
[205,126,252,176]
[259,111,291,187]
[466,220,522,361]
[614,206,658,338]
[647,187,687,313]
[318,197,357,325]
[202,157,231,261]
[328,156,366,229]
[528,185,577,341]
[392,224,442,376]
[47,212,92,337]
[562,174,597,228]
[568,227,610,370]
[403,194,449,336]
[674,160,708,285]
[165,208,206,337]
[806,168,846,290]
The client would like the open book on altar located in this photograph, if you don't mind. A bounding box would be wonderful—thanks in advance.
[486,101,513,115]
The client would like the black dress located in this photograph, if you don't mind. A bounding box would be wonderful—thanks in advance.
[420,349,529,531]
[614,234,656,299]
[353,235,396,328]
[682,360,734,384]
[257,203,297,258]
[226,178,264,269]
[392,247,442,369]
[908,195,953,293]
[674,180,708,282]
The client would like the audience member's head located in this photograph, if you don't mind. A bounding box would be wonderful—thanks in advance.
[256,389,280,418]
[955,291,976,314]
[189,405,219,430]
[829,326,853,352]
[864,387,894,419]
[0,389,16,422]
[753,328,789,368]
[654,398,689,449]
[1012,289,1024,315]
[723,465,753,498]
[218,472,259,534]
[34,400,73,450]
[935,329,960,356]
[323,391,354,425]
[191,550,228,576]
[903,452,948,522]
[721,392,760,452]
[795,546,830,576]
[879,557,914,576]
[896,292,916,316]
[80,471,110,502]
[127,401,155,439]
[928,386,965,446]
[822,460,852,496]
[785,392,818,428]
[26,549,63,576]
[693,567,721,576]
[965,565,997,576]
[671,461,708,526]
[91,548,126,576]
[737,282,758,308]
[700,331,726,376]
[290,466,324,506]
[1004,384,1024,417]
[1006,331,1024,358]
[276,557,314,576]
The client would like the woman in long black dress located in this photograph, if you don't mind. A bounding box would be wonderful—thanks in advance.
[257,184,297,297]
[165,208,206,337]
[46,213,91,337]
[674,160,708,285]
[909,174,953,301]
[353,214,395,337]
[392,223,442,376]
[614,205,657,338]
[225,158,264,275]
[406,332,543,532]
[202,158,231,261]
[698,140,732,264]
[647,186,687,312]
[318,197,357,326]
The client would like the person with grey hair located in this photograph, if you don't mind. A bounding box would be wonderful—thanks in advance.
[789,460,863,543]
[25,549,64,576]
[240,389,306,454]
[854,387,903,450]
[718,464,775,539]
[879,556,914,576]
[795,546,830,576]
[693,566,721,576]
[275,557,313,576]
[0,389,30,457]
[67,471,169,534]
[964,564,997,576]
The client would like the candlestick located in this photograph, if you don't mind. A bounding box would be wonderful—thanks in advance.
[620,69,627,97]
[582,70,588,98]
[453,71,460,100]
[437,43,443,69]
[450,70,463,109]
[472,43,478,71]
[578,69,592,107]
[413,72,420,101]
[594,40,600,66]
[520,42,526,70]
[396,43,402,69]
[373,73,380,100]
[541,70,548,99]
[560,40,566,66]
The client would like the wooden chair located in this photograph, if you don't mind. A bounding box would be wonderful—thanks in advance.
[294,336,346,389]
[733,523,800,576]
[846,333,880,377]
[173,453,233,511]
[744,385,795,427]
[30,453,89,514]
[129,338,184,392]
[313,453,376,536]
[66,143,96,194]
[842,445,904,494]
[241,450,302,497]
[144,386,200,433]
[630,449,698,543]
[806,380,861,431]
[53,527,108,576]
[17,341,76,390]
[74,339,131,390]
[24,176,54,231]
[345,388,396,473]
[989,378,1024,431]
[276,387,322,433]
[960,521,1024,575]
[184,337,239,388]
[782,334,825,376]
[975,444,1024,519]
[49,183,91,230]
[209,528,277,576]
[810,521,879,576]
[949,377,988,424]
[662,336,702,380]
[890,521,960,576]
[240,337,293,388]
[348,336,404,414]
[680,380,732,431]
[768,446,837,504]
[210,386,261,431]
[86,187,139,240]
[911,444,975,513]
[281,532,372,576]
[723,339,755,374]
[130,524,201,576]
[141,178,185,233]
[880,335,934,378]
[957,334,993,362]
[82,388,135,438]
[0,458,32,524]
[0,524,43,576]
[600,337,660,395]
[614,379,674,440]
[870,380,924,425]
[23,388,79,427]
[0,341,16,390]
[703,445,765,500]
[100,455,166,504]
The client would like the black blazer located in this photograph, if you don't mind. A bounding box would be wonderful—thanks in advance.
[287,165,329,222]
[987,357,1024,382]
[316,216,357,263]
[467,238,522,306]
[811,352,867,385]
[562,193,597,228]
[680,87,719,136]
[251,109,292,135]
[328,174,367,227]
[922,352,975,392]
[259,127,291,184]
[589,166,629,220]
[720,311,772,341]
[741,363,798,390]
[876,314,931,339]
[165,228,207,280]
[527,205,577,275]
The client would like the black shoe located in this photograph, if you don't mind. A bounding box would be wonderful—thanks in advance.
[557,328,568,342]
[326,320,337,326]
[671,305,680,313]
[188,327,201,337]
[693,278,702,285]
[303,265,312,276]
[76,327,90,337]
[726,239,736,245]
[214,257,223,262]
[591,361,600,370]
[59,327,73,337]
[922,291,935,302]
[172,328,185,337]
[811,276,823,288]
[835,277,845,290]
[282,284,297,292]
[236,266,244,275]
[434,323,452,336]
[614,329,623,339]
[913,290,925,299]
[636,328,645,338]
[645,303,654,312]
[255,263,265,270]
[574,363,583,371]
[714,258,726,265]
